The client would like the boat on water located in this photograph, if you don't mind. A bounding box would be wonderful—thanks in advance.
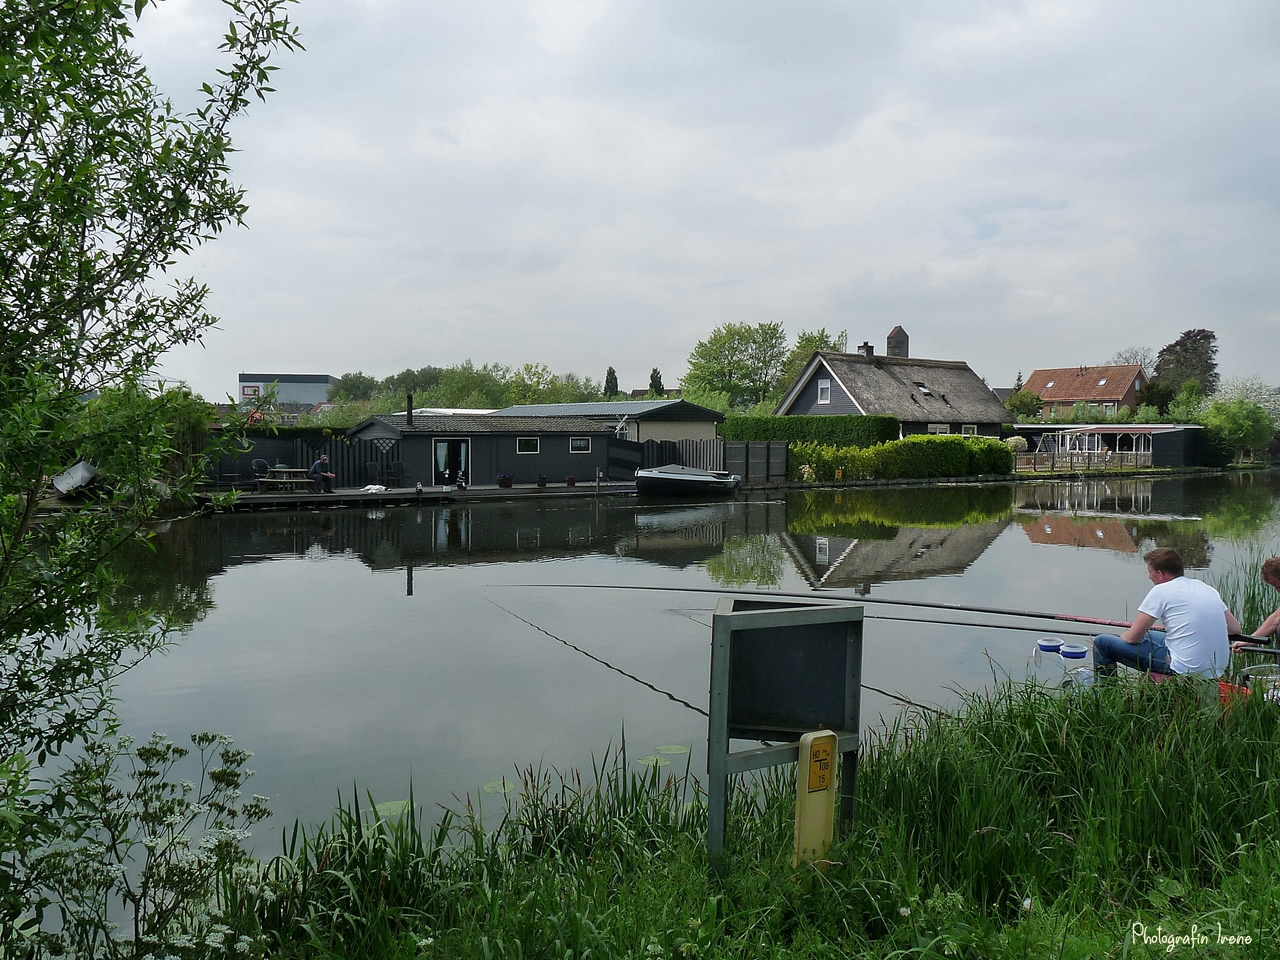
[634,464,742,498]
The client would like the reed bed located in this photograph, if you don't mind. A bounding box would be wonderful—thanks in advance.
[215,682,1280,958]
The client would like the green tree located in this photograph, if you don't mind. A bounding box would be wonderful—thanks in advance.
[682,322,788,408]
[1004,390,1043,418]
[604,366,619,398]
[0,0,299,948]
[780,328,847,392]
[1202,399,1275,462]
[1154,329,1219,395]
[328,371,379,401]
[648,367,665,396]
[1135,379,1176,414]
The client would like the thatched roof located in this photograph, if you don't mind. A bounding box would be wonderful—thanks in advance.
[779,351,1011,424]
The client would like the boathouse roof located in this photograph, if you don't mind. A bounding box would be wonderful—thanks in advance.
[347,413,614,439]
[492,399,724,421]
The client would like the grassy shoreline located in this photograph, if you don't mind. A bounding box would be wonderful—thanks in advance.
[202,678,1280,959]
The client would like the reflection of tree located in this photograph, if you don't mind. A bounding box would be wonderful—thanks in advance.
[103,521,215,634]
[703,535,787,586]
[1198,483,1276,541]
[1131,521,1212,569]
[787,485,1014,536]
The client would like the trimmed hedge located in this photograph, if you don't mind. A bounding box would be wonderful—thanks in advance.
[721,414,898,447]
[790,434,1014,482]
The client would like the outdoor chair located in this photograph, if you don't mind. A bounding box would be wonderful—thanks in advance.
[250,459,270,491]
[365,461,382,486]
[386,462,407,487]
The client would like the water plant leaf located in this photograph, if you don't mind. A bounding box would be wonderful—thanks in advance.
[483,778,517,794]
[655,745,690,755]
[636,756,671,767]
[1158,877,1186,898]
[373,800,410,819]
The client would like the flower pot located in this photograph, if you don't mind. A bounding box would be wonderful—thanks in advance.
[565,476,576,487]
[497,474,514,488]
[536,476,547,488]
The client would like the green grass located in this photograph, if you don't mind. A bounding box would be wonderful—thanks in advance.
[213,682,1280,959]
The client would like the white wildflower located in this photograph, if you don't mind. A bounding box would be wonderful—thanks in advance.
[899,906,911,917]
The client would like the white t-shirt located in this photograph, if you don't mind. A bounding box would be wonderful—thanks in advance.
[1138,576,1230,677]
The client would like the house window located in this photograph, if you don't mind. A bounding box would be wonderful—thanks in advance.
[569,437,591,453]
[961,424,978,436]
[816,537,829,563]
[816,378,831,403]
[1102,402,1116,415]
[927,424,950,434]
[1046,380,1055,389]
[516,437,540,454]
[614,424,629,440]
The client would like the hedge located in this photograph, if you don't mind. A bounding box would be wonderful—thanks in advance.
[720,414,898,446]
[789,434,1014,482]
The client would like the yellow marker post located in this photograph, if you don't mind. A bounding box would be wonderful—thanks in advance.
[794,729,838,868]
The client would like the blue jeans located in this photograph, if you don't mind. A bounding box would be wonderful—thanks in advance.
[1093,630,1172,675]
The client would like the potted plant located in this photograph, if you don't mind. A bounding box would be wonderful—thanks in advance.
[536,475,547,488]
[496,472,514,488]
[565,474,576,487]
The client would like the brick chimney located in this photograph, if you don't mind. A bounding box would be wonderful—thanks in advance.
[406,392,414,427]
[858,341,875,358]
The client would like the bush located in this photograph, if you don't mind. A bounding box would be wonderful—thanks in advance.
[790,435,1014,482]
[721,414,898,446]
[1004,435,1028,453]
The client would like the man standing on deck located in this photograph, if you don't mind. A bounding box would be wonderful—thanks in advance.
[1093,548,1241,679]
[1230,557,1280,651]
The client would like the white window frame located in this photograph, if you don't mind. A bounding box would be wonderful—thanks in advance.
[816,537,829,563]
[1102,402,1116,415]
[569,436,591,453]
[960,424,978,436]
[927,424,950,434]
[816,378,831,403]
[516,437,540,454]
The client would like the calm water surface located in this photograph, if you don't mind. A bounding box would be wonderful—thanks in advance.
[111,472,1280,838]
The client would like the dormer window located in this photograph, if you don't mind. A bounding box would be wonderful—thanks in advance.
[816,378,831,403]
[913,381,933,396]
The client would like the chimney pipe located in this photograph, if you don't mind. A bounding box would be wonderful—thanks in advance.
[406,392,414,427]
[858,341,874,358]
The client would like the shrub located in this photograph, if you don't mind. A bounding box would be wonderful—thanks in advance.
[790,435,1014,482]
[721,414,898,446]
[1004,435,1028,453]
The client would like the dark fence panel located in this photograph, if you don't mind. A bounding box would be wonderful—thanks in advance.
[211,437,400,489]
[639,439,726,470]
[608,438,643,480]
[724,441,788,485]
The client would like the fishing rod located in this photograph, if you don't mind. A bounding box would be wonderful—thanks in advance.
[507,583,1132,631]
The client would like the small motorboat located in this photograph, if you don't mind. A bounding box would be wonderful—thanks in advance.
[634,464,741,498]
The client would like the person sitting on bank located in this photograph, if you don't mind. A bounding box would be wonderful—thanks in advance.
[1093,547,1241,679]
[1230,556,1280,652]
[308,454,335,493]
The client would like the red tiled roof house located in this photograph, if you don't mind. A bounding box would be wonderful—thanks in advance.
[1021,365,1145,418]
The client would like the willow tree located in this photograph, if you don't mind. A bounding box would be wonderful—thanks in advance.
[0,0,299,951]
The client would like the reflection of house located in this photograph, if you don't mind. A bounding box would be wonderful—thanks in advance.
[774,342,1011,437]
[1019,515,1138,554]
[490,400,723,443]
[347,414,619,485]
[780,519,1009,591]
[1022,365,1143,418]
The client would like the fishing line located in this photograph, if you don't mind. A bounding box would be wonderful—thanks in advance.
[504,583,1132,629]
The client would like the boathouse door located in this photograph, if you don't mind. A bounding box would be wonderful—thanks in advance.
[433,438,470,485]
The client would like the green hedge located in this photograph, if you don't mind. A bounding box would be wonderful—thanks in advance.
[790,434,1014,482]
[721,414,898,446]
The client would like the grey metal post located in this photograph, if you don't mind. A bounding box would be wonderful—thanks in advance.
[707,602,733,873]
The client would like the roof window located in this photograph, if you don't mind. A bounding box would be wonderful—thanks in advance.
[1098,378,1107,386]
[1045,380,1055,388]
[913,381,933,396]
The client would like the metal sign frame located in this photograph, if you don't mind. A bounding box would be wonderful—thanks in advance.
[707,596,863,870]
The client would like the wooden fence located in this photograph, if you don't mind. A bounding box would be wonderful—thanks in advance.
[1015,451,1151,472]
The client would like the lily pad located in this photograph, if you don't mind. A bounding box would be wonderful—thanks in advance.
[654,745,690,755]
[636,755,671,767]
[482,778,517,795]
[373,799,411,819]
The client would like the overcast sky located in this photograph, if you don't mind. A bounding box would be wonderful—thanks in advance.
[137,0,1280,401]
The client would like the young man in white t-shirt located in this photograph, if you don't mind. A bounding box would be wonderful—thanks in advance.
[1093,548,1242,679]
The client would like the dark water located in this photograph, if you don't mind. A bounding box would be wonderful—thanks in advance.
[111,472,1279,837]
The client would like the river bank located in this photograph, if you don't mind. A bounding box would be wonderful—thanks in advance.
[201,676,1280,958]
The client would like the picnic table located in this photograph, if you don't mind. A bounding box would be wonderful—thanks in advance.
[257,467,313,493]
